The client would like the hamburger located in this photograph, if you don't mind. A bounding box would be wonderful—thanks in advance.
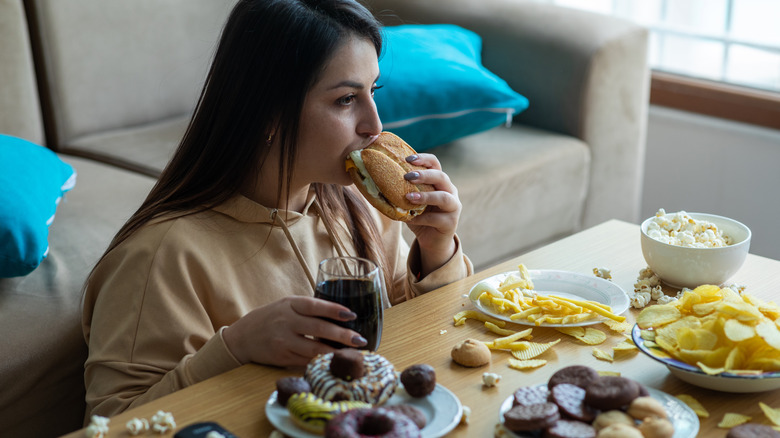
[345,132,433,221]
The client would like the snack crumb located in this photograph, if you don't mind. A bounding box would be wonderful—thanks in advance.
[440,329,447,335]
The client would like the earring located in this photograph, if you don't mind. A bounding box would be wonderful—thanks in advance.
[266,133,273,145]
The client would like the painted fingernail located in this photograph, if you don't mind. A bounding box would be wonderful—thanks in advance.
[339,310,357,320]
[406,192,422,202]
[405,154,419,163]
[352,335,367,346]
[404,171,419,181]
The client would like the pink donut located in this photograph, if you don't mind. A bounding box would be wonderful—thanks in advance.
[324,407,421,438]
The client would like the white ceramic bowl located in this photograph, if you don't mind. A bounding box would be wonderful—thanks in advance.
[632,325,780,393]
[640,212,751,289]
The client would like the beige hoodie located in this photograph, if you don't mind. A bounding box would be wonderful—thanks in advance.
[82,190,471,418]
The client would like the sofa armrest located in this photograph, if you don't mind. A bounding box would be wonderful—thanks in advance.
[368,0,650,227]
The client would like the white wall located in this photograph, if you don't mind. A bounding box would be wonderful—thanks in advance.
[641,105,780,260]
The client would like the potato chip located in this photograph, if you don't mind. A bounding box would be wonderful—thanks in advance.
[556,326,585,338]
[758,402,780,426]
[510,339,560,360]
[575,327,607,345]
[602,319,632,333]
[597,370,620,376]
[756,320,780,349]
[724,319,757,342]
[717,412,752,428]
[507,358,546,370]
[640,329,656,341]
[718,300,763,322]
[697,361,726,375]
[592,347,613,362]
[613,339,638,355]
[637,304,682,329]
[675,394,709,418]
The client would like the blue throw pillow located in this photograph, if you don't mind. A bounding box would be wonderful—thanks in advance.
[0,134,76,277]
[375,24,529,151]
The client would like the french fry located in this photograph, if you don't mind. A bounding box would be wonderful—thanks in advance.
[484,321,517,336]
[453,310,506,327]
[492,328,534,347]
[549,295,626,322]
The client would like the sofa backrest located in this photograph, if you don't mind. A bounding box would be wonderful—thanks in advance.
[0,0,44,145]
[25,0,236,166]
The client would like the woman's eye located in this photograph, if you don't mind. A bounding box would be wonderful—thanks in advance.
[371,84,384,97]
[338,95,356,105]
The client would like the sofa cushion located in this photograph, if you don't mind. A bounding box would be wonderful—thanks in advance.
[432,126,590,270]
[0,156,155,437]
[0,134,76,277]
[376,24,529,151]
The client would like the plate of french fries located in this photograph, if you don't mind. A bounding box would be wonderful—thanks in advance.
[468,265,630,327]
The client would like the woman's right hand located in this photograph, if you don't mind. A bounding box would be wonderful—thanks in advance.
[222,296,367,367]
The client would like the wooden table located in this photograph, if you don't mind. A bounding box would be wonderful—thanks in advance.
[63,220,780,437]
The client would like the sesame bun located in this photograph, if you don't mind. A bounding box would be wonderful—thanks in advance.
[345,132,433,221]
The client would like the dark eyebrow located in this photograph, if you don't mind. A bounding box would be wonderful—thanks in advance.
[328,74,381,91]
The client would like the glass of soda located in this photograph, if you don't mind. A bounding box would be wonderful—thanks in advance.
[315,256,384,351]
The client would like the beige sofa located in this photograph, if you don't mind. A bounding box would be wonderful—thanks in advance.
[0,0,648,435]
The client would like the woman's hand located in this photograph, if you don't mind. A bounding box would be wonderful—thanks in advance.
[403,153,462,276]
[223,296,367,367]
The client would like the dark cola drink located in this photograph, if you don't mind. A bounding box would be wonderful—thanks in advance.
[315,278,382,351]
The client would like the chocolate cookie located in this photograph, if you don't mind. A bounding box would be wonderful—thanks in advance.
[330,349,365,381]
[549,383,597,422]
[548,365,600,390]
[513,385,549,407]
[584,376,640,410]
[400,364,436,398]
[385,404,427,429]
[544,419,596,438]
[726,423,780,438]
[503,402,560,432]
[275,376,311,407]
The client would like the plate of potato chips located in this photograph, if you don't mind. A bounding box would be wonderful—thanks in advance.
[468,267,630,327]
[632,284,780,392]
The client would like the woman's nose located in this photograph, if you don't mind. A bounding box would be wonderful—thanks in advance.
[358,99,382,137]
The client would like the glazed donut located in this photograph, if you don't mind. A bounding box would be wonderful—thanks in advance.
[286,392,370,434]
[324,407,421,438]
[305,350,397,405]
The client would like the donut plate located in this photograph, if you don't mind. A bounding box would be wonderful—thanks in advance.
[497,384,699,438]
[468,269,630,327]
[265,383,462,438]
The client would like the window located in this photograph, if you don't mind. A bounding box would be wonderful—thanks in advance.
[534,0,780,129]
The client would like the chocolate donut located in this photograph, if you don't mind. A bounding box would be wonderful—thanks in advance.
[385,404,427,429]
[305,350,397,405]
[275,376,311,407]
[400,364,436,398]
[325,407,421,438]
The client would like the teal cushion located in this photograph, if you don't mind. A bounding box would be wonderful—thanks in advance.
[0,134,76,277]
[376,24,529,151]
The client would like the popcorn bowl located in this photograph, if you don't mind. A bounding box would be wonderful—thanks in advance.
[640,212,751,289]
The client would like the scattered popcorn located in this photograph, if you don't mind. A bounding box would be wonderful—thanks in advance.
[460,405,471,425]
[85,415,110,438]
[150,410,176,434]
[646,208,732,248]
[126,418,149,435]
[649,285,665,301]
[631,291,652,309]
[656,295,678,305]
[482,372,502,387]
[440,329,447,335]
[593,267,612,280]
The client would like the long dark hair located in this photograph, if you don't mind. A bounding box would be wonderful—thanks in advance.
[91,0,393,294]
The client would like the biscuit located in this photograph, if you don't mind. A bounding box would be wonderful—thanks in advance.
[584,376,640,410]
[544,419,596,438]
[726,423,780,438]
[548,383,597,423]
[502,402,560,432]
[627,396,668,420]
[638,416,675,438]
[596,423,643,438]
[592,410,635,431]
[451,339,491,367]
[512,385,549,407]
[548,365,600,390]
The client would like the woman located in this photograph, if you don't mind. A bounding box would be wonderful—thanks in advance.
[82,0,471,418]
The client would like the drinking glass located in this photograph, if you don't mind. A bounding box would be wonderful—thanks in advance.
[315,256,384,351]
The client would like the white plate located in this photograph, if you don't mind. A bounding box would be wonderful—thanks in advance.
[497,384,699,438]
[265,384,462,438]
[468,270,630,327]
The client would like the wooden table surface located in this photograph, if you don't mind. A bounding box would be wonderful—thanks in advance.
[63,219,780,437]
